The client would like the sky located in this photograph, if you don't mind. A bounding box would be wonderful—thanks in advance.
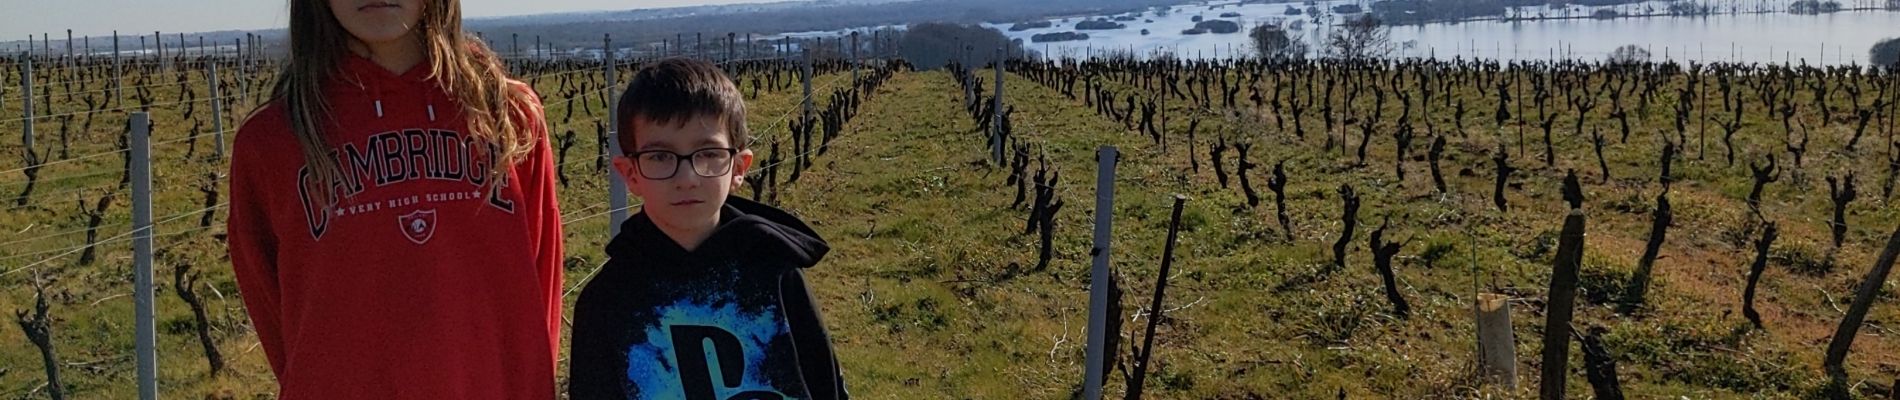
[0,0,784,40]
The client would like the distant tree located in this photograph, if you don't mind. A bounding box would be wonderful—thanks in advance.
[1250,23,1308,59]
[1790,0,1842,14]
[1890,0,1899,10]
[898,22,1027,70]
[1326,15,1392,59]
[1195,20,1242,34]
[1606,44,1651,64]
[1667,1,1714,15]
[1076,19,1129,30]
[1872,37,1900,67]
[1370,0,1641,24]
[1031,32,1090,43]
[1008,21,1055,31]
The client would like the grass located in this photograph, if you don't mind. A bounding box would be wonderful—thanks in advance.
[985,61,1900,398]
[0,55,1898,399]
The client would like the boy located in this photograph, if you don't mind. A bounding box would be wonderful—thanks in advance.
[569,58,847,400]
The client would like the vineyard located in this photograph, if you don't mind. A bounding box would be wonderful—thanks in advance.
[3,42,1900,399]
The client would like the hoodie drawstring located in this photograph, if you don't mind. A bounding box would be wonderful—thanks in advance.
[348,54,439,122]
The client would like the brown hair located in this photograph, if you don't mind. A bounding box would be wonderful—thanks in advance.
[614,58,748,153]
[270,0,538,207]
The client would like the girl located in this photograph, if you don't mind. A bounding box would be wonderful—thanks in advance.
[227,0,562,398]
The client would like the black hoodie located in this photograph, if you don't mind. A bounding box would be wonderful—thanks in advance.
[569,196,846,400]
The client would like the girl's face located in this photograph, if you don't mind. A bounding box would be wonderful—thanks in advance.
[327,0,423,47]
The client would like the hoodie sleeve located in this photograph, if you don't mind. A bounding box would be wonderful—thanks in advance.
[781,269,847,400]
[510,83,566,370]
[567,282,630,400]
[227,107,289,381]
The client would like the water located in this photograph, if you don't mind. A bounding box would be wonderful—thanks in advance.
[1381,12,1900,65]
[989,0,1900,66]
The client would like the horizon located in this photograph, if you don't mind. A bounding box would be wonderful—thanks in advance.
[0,0,797,44]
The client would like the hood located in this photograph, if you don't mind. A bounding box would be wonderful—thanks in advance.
[329,52,444,122]
[606,196,829,269]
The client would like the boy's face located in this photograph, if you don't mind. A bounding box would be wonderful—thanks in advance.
[612,115,753,235]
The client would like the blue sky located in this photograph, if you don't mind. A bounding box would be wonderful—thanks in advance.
[0,0,783,40]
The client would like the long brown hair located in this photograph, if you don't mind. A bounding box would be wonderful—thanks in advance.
[272,0,537,208]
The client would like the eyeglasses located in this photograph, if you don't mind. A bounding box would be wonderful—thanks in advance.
[626,148,738,180]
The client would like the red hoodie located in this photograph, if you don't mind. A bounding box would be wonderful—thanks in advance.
[227,53,563,399]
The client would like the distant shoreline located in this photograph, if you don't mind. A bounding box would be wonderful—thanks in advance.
[1389,6,1895,26]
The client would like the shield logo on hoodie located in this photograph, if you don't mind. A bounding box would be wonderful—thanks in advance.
[397,209,438,245]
